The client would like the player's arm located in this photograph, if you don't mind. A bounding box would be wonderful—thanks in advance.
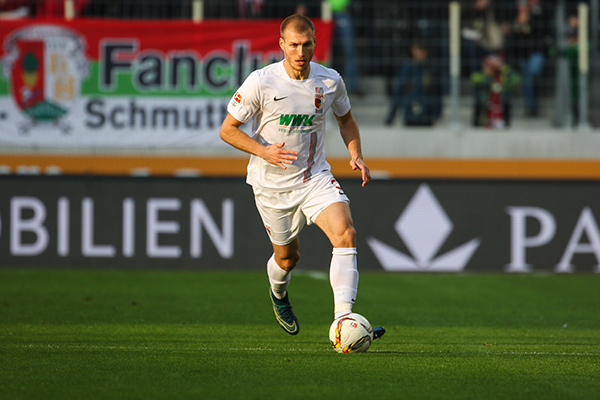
[335,110,371,187]
[220,113,298,169]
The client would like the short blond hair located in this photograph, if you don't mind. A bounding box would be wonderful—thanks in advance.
[280,14,315,39]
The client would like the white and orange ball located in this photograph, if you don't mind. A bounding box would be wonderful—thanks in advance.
[329,313,373,353]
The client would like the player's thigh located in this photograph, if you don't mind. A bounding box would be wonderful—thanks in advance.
[302,174,353,240]
[313,201,356,247]
[303,173,349,224]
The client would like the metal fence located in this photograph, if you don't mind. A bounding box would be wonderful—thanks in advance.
[1,0,598,128]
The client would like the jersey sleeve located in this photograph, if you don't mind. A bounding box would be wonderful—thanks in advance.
[330,74,351,117]
[227,71,262,124]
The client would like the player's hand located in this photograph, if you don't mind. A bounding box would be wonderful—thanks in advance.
[350,157,371,187]
[262,142,298,169]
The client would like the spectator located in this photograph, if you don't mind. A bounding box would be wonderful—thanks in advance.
[199,0,237,19]
[502,0,552,117]
[471,54,520,128]
[33,0,89,17]
[562,14,580,125]
[460,0,505,76]
[294,1,321,17]
[237,0,263,18]
[384,39,443,126]
[261,0,320,19]
[0,0,31,18]
[82,0,192,19]
[329,0,361,95]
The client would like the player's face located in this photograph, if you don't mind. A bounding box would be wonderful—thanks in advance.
[279,29,315,78]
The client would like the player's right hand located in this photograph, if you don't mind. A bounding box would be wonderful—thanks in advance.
[262,142,298,169]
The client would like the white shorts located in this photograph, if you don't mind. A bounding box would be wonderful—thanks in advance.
[252,172,350,246]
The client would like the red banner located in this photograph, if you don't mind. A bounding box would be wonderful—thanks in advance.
[0,18,333,148]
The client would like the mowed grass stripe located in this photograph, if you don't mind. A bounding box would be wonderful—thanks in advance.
[1,269,599,400]
[8,343,600,358]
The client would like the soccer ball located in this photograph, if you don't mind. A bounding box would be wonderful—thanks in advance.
[329,313,373,353]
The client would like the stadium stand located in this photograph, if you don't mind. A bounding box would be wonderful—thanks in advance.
[1,0,599,178]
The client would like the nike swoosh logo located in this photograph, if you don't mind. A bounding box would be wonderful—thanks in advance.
[274,96,287,101]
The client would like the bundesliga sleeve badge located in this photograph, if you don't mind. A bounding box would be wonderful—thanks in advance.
[231,91,242,108]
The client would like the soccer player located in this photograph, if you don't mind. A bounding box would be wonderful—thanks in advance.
[220,14,384,340]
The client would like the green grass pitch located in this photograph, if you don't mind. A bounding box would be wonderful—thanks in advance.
[1,268,599,399]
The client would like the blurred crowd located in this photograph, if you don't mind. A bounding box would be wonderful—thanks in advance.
[459,0,587,127]
[0,0,324,18]
[0,0,593,127]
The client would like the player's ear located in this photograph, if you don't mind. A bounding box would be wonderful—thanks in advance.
[279,37,285,51]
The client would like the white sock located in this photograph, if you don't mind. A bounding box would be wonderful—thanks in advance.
[267,254,291,300]
[330,247,358,319]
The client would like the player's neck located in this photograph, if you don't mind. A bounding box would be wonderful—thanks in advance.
[284,60,310,81]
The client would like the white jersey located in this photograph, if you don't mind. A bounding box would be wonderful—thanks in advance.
[227,60,351,191]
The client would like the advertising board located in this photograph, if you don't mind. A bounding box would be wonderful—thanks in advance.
[1,176,599,273]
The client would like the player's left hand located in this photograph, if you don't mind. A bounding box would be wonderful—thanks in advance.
[350,158,371,187]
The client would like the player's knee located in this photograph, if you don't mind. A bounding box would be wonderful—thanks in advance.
[344,226,357,247]
[334,226,356,248]
[277,252,300,271]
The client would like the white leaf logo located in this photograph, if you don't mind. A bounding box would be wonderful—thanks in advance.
[368,184,480,272]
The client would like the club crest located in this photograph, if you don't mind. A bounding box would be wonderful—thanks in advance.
[2,24,89,133]
[314,86,324,113]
